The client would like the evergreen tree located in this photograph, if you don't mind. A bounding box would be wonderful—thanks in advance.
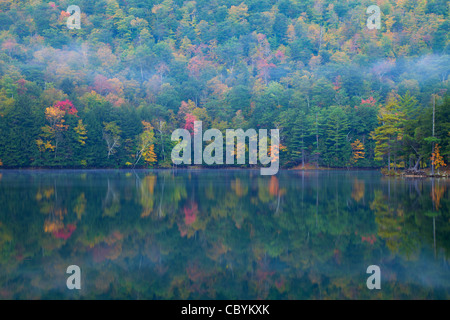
[290,109,308,168]
[371,98,406,171]
[324,106,350,167]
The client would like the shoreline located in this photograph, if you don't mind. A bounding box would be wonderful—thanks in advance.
[0,165,380,171]
[0,165,448,178]
[382,168,450,178]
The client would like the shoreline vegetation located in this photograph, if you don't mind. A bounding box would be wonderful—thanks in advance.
[0,1,448,175]
[1,164,448,178]
[383,167,450,178]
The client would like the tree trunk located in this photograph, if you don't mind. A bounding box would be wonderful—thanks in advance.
[159,120,165,162]
[315,112,319,168]
[431,94,435,175]
[301,136,305,168]
[388,151,391,171]
[413,156,422,171]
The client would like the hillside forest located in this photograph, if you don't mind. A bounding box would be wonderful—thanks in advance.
[0,0,448,171]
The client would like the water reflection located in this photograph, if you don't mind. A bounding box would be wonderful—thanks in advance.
[0,170,448,299]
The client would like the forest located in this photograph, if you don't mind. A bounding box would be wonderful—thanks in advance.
[0,0,448,171]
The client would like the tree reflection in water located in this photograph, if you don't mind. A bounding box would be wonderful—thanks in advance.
[0,170,448,299]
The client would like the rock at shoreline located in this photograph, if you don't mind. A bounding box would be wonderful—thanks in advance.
[402,169,427,176]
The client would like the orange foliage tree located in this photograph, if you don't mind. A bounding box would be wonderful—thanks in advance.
[38,106,68,158]
[134,121,157,167]
[37,100,78,159]
[431,144,446,173]
[351,139,365,163]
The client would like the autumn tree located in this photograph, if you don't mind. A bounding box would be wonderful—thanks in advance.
[74,119,87,146]
[253,33,276,85]
[351,139,365,163]
[134,121,157,167]
[39,105,68,159]
[371,98,406,171]
[431,144,446,174]
[103,122,121,159]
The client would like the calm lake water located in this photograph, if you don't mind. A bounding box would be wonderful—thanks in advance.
[0,169,448,299]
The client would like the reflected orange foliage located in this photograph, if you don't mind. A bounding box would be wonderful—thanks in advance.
[333,248,341,265]
[44,187,54,199]
[431,183,446,211]
[145,175,156,194]
[206,242,229,261]
[104,231,123,245]
[275,277,286,293]
[140,175,156,218]
[94,272,115,292]
[92,243,122,263]
[269,176,279,196]
[44,220,63,233]
[186,263,205,282]
[231,178,247,197]
[54,208,67,219]
[351,178,365,202]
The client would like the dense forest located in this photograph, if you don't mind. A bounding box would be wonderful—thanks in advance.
[0,0,448,170]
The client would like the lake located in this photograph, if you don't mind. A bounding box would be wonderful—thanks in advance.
[0,169,448,299]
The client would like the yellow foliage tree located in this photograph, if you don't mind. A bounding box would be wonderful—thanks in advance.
[40,106,68,158]
[74,119,87,146]
[36,138,55,153]
[143,144,157,165]
[286,24,296,43]
[431,144,446,173]
[134,121,157,167]
[228,3,249,24]
[351,139,365,163]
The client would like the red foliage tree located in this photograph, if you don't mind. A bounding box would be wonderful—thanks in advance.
[184,113,197,135]
[54,100,78,115]
[361,96,377,107]
[93,75,114,95]
[16,79,27,95]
